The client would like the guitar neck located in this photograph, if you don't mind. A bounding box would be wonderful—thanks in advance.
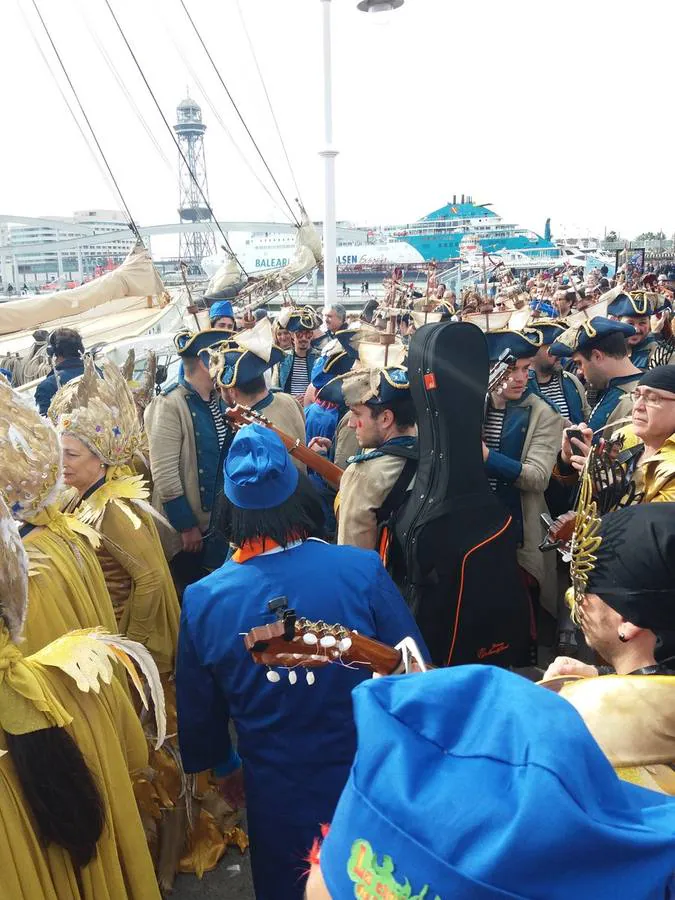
[349,632,404,676]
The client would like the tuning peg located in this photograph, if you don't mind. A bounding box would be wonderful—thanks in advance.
[338,638,352,652]
[306,671,315,686]
[320,635,337,648]
[303,633,318,645]
[266,669,281,683]
[288,670,298,685]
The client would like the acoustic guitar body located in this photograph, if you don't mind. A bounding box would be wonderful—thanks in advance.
[391,321,531,668]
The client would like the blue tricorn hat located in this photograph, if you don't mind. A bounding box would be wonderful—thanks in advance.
[319,666,675,900]
[224,422,298,510]
[317,365,410,407]
[212,342,285,389]
[286,306,321,333]
[549,317,638,357]
[607,291,659,319]
[310,351,355,391]
[528,318,569,346]
[173,328,228,358]
[484,328,543,362]
[209,300,235,323]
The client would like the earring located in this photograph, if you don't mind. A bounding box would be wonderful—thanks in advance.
[618,631,628,643]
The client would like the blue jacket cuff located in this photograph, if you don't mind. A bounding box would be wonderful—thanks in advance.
[164,495,199,531]
[485,449,522,483]
[213,748,242,777]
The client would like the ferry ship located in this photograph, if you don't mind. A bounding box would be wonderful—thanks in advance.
[204,195,559,276]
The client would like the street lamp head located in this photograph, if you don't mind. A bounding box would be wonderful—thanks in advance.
[357,0,404,11]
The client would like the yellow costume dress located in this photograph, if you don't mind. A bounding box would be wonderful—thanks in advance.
[0,492,163,900]
[51,357,239,890]
[0,378,118,656]
[613,425,675,503]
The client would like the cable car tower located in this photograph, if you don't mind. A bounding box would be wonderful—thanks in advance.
[174,93,216,269]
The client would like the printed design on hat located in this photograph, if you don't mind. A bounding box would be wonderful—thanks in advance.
[382,367,410,390]
[347,840,439,900]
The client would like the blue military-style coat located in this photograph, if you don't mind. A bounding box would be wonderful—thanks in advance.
[176,538,427,900]
[630,335,657,370]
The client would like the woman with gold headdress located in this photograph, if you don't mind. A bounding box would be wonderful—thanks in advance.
[0,376,117,655]
[50,358,234,890]
[0,492,163,899]
[49,357,180,675]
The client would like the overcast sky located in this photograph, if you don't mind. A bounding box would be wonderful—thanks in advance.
[2,0,673,254]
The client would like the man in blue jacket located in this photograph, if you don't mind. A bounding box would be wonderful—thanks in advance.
[34,328,85,416]
[176,425,426,900]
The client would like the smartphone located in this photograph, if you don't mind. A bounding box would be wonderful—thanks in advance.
[566,428,584,445]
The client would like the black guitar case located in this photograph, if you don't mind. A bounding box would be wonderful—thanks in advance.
[390,321,531,668]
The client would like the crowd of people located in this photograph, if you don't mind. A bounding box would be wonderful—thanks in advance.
[1,260,675,899]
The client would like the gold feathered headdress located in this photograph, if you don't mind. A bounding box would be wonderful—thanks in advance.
[0,493,29,642]
[121,348,158,421]
[50,356,143,466]
[0,376,62,522]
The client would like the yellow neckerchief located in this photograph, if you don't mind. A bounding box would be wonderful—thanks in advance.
[76,466,150,530]
[24,505,101,549]
[0,626,72,739]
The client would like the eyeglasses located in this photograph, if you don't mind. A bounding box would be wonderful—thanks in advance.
[630,390,675,408]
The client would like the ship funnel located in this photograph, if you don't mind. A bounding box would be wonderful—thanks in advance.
[461,194,465,204]
[453,194,456,204]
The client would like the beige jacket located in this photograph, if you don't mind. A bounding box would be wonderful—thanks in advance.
[337,452,407,551]
[602,377,640,435]
[258,392,307,474]
[510,394,564,615]
[333,412,360,470]
[144,384,214,558]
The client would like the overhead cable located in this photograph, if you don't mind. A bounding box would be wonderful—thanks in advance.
[101,0,246,274]
[178,0,300,227]
[25,0,142,240]
[234,0,303,206]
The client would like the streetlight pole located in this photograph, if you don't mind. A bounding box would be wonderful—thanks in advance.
[319,0,338,312]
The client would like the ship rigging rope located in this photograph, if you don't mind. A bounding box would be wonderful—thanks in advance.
[233,0,303,206]
[72,0,175,177]
[161,21,293,226]
[101,0,247,276]
[24,0,142,242]
[178,0,301,228]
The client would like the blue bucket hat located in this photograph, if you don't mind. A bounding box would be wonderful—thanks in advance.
[224,423,298,510]
[549,316,638,357]
[173,328,227,358]
[209,300,235,324]
[484,328,543,361]
[319,666,675,900]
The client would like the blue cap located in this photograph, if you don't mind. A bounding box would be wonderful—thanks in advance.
[224,423,298,510]
[317,366,410,407]
[608,291,658,319]
[528,318,568,345]
[484,328,542,361]
[320,666,675,900]
[549,316,637,357]
[214,343,286,389]
[173,328,228,358]
[209,300,235,323]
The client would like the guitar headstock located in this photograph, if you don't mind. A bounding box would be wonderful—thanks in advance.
[225,403,271,429]
[243,608,402,684]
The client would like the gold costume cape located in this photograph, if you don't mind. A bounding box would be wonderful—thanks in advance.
[21,507,118,657]
[0,647,161,900]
